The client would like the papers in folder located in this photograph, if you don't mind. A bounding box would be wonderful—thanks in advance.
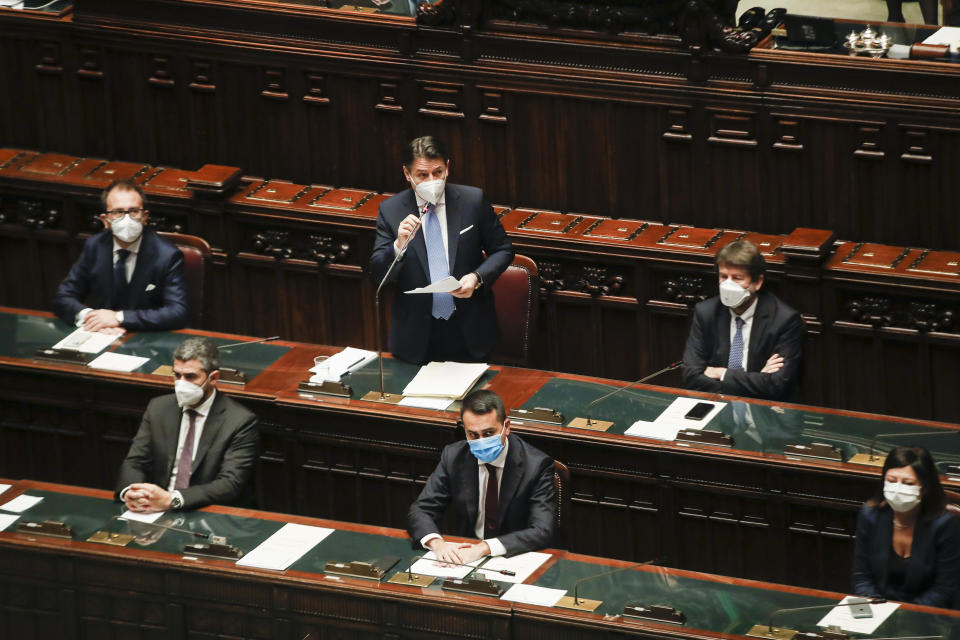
[474,551,551,584]
[310,347,377,382]
[407,551,483,579]
[816,596,899,634]
[405,276,460,295]
[53,328,119,354]
[236,523,334,570]
[403,361,488,399]
[625,397,726,441]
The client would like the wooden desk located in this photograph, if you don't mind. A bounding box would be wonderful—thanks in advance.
[1,479,958,640]
[1,306,959,593]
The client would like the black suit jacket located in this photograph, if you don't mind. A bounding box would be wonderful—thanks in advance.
[407,434,556,557]
[852,504,960,609]
[368,184,514,364]
[114,392,259,510]
[682,290,803,401]
[52,228,188,331]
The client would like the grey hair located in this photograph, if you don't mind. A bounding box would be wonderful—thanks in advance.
[172,337,220,373]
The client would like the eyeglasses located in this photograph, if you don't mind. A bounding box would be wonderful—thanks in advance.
[104,208,146,221]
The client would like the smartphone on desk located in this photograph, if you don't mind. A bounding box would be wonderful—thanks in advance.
[684,402,714,421]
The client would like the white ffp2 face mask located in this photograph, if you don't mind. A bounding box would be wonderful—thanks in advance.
[174,378,205,408]
[884,481,921,513]
[719,278,751,308]
[412,177,445,205]
[110,215,143,244]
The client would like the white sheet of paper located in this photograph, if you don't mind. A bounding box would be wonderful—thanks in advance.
[120,510,165,523]
[236,523,334,570]
[88,352,150,372]
[405,276,461,294]
[500,583,567,607]
[53,328,119,354]
[624,419,681,441]
[922,26,960,47]
[653,397,726,430]
[816,596,900,634]
[0,494,43,513]
[403,361,488,399]
[309,347,377,381]
[398,396,454,411]
[474,551,552,584]
[0,484,11,495]
[407,551,483,579]
[0,513,19,531]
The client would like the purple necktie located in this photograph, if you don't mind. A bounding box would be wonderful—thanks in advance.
[174,409,198,490]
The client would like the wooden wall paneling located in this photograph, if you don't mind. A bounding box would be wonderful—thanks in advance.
[340,73,405,193]
[0,38,40,150]
[553,97,611,217]
[145,53,186,168]
[73,44,112,159]
[928,334,960,423]
[510,92,562,212]
[703,106,762,233]
[765,113,812,233]
[187,57,223,173]
[896,124,960,251]
[851,121,889,244]
[658,104,698,224]
[608,100,662,220]
[475,86,514,202]
[302,70,337,188]
[33,40,73,155]
[233,250,289,338]
[830,320,882,415]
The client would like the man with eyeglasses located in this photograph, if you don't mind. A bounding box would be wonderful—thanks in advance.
[52,178,188,332]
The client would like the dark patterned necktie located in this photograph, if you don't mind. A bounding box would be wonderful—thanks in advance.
[484,464,500,538]
[174,410,198,490]
[728,316,745,371]
[113,248,130,309]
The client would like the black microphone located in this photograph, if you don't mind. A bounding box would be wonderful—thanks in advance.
[366,202,432,402]
[570,362,683,429]
[217,336,280,350]
[568,559,657,605]
[862,429,960,464]
[765,598,886,635]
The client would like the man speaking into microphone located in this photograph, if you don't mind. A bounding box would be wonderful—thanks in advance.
[369,136,514,364]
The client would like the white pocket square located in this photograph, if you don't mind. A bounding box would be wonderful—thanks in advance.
[459,224,474,235]
[145,284,156,292]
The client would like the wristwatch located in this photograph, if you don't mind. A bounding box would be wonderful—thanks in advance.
[170,493,184,510]
[471,271,483,289]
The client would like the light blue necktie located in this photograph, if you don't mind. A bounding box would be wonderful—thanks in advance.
[422,203,455,320]
[728,316,745,371]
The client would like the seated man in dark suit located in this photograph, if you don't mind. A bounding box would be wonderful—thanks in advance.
[116,337,259,512]
[407,390,556,563]
[682,239,803,401]
[52,178,188,332]
[369,136,514,364]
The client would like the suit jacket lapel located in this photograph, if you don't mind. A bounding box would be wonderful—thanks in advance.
[496,437,524,529]
[748,293,772,371]
[401,189,431,283]
[716,305,731,366]
[444,185,461,272]
[191,392,225,473]
[126,231,154,308]
[96,233,114,307]
[163,404,184,483]
[461,449,480,535]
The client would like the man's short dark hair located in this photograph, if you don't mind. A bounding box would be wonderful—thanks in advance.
[173,337,220,374]
[460,389,506,423]
[101,178,146,211]
[403,136,449,169]
[716,239,766,281]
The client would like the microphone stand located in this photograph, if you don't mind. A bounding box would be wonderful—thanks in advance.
[362,203,430,404]
[848,429,959,467]
[216,336,281,385]
[746,598,886,640]
[568,362,683,431]
[555,559,657,611]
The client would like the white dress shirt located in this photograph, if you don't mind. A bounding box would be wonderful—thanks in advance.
[721,297,757,379]
[75,235,142,326]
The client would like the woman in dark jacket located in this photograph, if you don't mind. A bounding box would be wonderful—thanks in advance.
[852,446,960,609]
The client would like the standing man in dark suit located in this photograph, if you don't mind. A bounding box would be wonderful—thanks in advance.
[52,178,188,332]
[407,390,556,562]
[682,239,803,401]
[116,337,259,512]
[369,136,514,364]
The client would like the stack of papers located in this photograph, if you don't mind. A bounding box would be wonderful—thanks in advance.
[403,361,488,399]
[88,352,150,372]
[236,523,334,570]
[500,584,567,607]
[310,347,377,382]
[53,328,119,354]
[474,551,551,584]
[0,484,11,495]
[0,494,43,512]
[406,551,483,579]
[0,514,19,532]
[405,276,460,295]
[625,397,726,441]
[817,596,900,634]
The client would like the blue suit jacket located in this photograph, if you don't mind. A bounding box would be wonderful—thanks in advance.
[368,184,514,364]
[406,434,556,557]
[52,228,188,331]
[852,504,960,609]
[682,290,803,400]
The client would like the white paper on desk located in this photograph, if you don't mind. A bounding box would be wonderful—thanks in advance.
[236,523,334,570]
[0,484,11,495]
[309,347,377,381]
[624,419,681,441]
[88,352,150,372]
[407,551,483,579]
[405,276,460,294]
[500,583,567,607]
[474,551,551,584]
[53,328,119,354]
[816,596,899,634]
[922,26,960,48]
[403,361,488,399]
[120,510,165,523]
[0,494,43,513]
[653,397,726,430]
[0,513,20,531]
[399,396,454,411]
